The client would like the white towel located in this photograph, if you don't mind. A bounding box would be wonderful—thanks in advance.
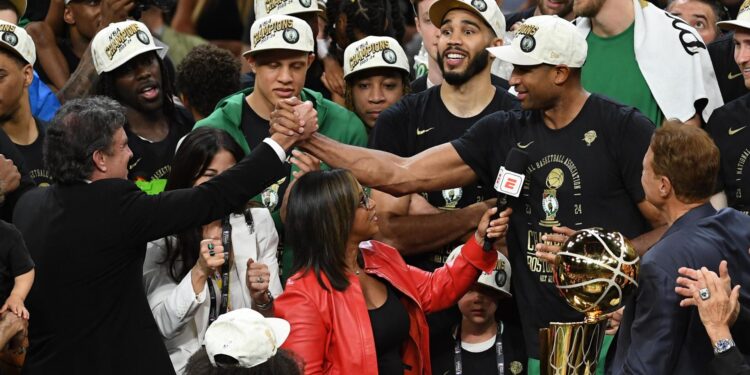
[577,0,723,123]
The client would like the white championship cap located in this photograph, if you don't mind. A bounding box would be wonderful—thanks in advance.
[90,20,163,75]
[487,15,587,68]
[447,245,512,297]
[718,0,750,31]
[0,20,35,65]
[429,0,506,38]
[344,36,410,79]
[255,0,324,19]
[245,14,314,56]
[204,308,291,368]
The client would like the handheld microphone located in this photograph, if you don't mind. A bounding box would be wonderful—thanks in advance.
[483,148,530,252]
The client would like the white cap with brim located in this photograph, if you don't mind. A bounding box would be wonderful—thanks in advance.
[447,245,513,298]
[718,0,750,31]
[344,36,410,79]
[487,15,587,68]
[204,309,291,368]
[429,0,506,38]
[90,20,163,75]
[255,0,324,19]
[245,15,315,56]
[0,20,35,65]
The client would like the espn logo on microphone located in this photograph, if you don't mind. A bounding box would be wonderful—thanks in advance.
[493,167,525,197]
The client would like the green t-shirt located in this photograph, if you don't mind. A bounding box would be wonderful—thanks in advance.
[582,22,664,126]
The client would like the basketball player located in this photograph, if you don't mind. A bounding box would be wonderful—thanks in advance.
[271,15,665,373]
[366,0,518,369]
[705,1,750,215]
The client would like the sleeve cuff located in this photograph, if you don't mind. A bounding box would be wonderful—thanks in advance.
[263,138,287,162]
[461,236,498,274]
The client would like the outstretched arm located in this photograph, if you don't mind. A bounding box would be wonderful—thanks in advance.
[372,190,494,256]
[300,133,477,196]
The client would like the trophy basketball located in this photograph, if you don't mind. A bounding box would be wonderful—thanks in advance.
[539,228,640,375]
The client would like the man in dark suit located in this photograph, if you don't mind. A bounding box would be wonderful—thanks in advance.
[609,122,750,374]
[11,96,310,374]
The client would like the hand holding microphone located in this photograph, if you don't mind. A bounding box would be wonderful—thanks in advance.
[483,148,530,251]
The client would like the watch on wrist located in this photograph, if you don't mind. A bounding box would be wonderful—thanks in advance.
[255,290,274,311]
[713,338,735,355]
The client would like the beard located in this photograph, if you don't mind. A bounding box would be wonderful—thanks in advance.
[437,48,490,86]
[573,0,606,17]
[541,0,574,17]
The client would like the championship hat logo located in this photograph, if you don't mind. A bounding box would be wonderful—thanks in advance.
[282,28,299,43]
[105,23,141,60]
[1,31,17,47]
[136,30,150,45]
[299,0,312,7]
[471,0,487,11]
[382,48,397,64]
[516,23,539,53]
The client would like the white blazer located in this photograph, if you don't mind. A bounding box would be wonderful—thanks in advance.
[142,208,282,374]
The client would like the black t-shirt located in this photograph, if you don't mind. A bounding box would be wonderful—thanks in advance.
[0,220,34,303]
[504,7,536,31]
[126,106,193,188]
[708,31,748,104]
[451,94,654,357]
[0,125,34,222]
[15,118,51,186]
[241,99,292,212]
[411,74,510,94]
[705,93,750,214]
[370,85,519,270]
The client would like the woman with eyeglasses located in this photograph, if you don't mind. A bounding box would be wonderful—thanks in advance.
[275,169,510,375]
[142,128,283,374]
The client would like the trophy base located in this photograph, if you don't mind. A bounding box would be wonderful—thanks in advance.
[539,319,607,375]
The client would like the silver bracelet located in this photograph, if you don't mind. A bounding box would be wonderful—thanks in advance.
[254,290,274,310]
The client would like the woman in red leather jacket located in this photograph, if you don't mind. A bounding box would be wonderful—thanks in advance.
[275,169,510,375]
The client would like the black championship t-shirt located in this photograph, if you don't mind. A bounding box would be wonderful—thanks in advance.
[370,85,519,270]
[451,94,654,357]
[705,93,750,215]
[241,99,292,213]
[15,118,52,187]
[127,106,193,194]
[0,220,34,303]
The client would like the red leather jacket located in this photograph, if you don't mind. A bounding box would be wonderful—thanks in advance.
[275,236,497,375]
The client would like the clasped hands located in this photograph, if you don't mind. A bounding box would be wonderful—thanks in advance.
[270,97,319,144]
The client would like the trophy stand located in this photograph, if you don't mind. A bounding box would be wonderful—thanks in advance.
[539,314,607,375]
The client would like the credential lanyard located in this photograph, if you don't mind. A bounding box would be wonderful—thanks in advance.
[207,216,233,326]
[453,324,504,375]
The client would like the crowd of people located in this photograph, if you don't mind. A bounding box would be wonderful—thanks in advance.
[0,0,748,374]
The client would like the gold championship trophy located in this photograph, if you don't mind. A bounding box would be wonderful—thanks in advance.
[539,228,640,375]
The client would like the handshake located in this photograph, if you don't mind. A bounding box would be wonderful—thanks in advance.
[268,97,320,150]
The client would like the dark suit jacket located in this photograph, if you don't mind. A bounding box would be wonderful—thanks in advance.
[712,347,750,375]
[12,142,284,374]
[610,204,750,375]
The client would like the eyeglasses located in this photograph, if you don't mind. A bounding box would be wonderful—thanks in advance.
[359,187,373,210]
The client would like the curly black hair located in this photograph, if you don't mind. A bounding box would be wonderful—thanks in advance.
[176,44,241,118]
[326,0,405,62]
[44,97,128,184]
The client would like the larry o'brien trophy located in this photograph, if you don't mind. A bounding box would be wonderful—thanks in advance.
[539,228,640,375]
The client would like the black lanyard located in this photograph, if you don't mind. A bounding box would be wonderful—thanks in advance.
[454,324,504,375]
[207,216,233,326]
